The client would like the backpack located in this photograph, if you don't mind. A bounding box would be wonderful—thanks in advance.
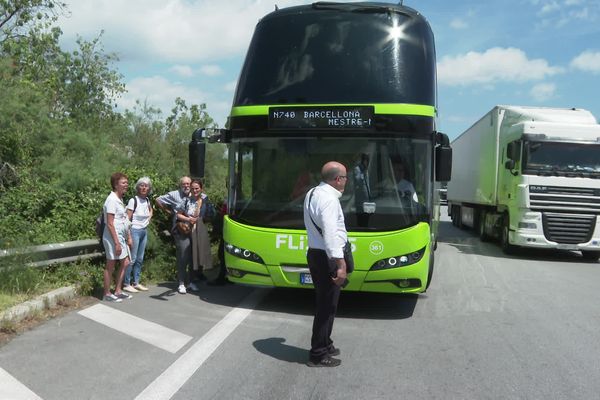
[95,213,105,239]
[203,200,217,222]
[128,196,138,221]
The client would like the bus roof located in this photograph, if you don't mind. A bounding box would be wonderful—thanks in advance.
[233,1,436,109]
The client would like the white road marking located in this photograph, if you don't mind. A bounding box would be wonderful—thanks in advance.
[0,367,43,400]
[78,304,192,353]
[134,289,268,400]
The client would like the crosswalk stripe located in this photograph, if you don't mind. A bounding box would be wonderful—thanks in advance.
[134,288,268,400]
[78,304,192,353]
[0,367,44,400]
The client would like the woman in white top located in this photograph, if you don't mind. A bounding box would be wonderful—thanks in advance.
[102,172,133,302]
[123,177,153,293]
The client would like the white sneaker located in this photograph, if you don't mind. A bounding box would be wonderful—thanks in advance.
[123,285,139,293]
[178,284,187,294]
[103,294,122,303]
[187,282,199,292]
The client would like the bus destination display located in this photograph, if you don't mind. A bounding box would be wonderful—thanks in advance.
[269,106,373,129]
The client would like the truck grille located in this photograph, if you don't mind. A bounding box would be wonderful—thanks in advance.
[529,186,600,214]
[542,213,597,244]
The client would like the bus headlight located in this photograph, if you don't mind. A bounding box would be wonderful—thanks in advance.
[370,247,426,271]
[225,242,265,264]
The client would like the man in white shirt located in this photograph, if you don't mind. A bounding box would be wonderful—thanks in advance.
[303,161,348,368]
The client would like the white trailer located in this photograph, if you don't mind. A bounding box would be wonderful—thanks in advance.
[447,105,600,259]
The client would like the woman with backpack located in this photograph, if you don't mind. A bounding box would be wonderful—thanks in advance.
[123,177,153,293]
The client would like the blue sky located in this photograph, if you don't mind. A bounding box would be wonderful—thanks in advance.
[58,0,600,140]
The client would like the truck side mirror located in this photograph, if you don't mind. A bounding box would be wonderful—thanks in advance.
[435,145,452,182]
[504,159,519,176]
[506,141,520,161]
[189,128,206,178]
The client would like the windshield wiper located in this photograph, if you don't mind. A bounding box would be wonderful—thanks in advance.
[531,164,562,176]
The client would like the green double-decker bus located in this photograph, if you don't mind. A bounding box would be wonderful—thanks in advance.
[195,2,451,293]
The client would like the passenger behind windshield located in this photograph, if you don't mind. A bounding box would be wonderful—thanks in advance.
[353,153,372,227]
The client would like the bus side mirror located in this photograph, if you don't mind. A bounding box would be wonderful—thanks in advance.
[189,128,206,179]
[435,132,452,182]
[435,146,452,182]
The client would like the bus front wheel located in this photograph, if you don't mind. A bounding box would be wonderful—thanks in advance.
[425,250,434,291]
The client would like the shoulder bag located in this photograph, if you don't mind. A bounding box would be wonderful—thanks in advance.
[308,189,354,273]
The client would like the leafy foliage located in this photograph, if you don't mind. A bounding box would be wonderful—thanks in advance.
[0,0,230,297]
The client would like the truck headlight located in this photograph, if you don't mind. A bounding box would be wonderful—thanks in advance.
[370,247,426,271]
[225,242,265,264]
[518,222,537,229]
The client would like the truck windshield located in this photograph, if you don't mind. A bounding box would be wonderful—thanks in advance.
[523,141,600,178]
[229,137,432,231]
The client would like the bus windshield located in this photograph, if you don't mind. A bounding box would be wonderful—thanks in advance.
[229,137,432,231]
[234,6,435,106]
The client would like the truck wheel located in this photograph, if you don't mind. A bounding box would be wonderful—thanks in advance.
[501,215,515,255]
[457,207,465,229]
[451,206,458,226]
[425,250,434,290]
[478,211,489,242]
[581,251,600,262]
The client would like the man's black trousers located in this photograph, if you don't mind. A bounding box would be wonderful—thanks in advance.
[307,248,341,361]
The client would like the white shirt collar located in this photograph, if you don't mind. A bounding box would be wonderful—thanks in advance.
[318,181,342,199]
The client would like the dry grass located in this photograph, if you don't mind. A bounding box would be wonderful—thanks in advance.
[0,296,98,347]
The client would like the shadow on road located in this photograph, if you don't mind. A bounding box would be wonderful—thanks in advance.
[252,337,306,364]
[150,281,418,321]
[438,220,598,264]
[255,288,418,320]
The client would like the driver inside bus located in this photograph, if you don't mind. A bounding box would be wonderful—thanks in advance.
[391,157,418,203]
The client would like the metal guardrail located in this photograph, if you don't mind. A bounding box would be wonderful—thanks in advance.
[0,239,104,268]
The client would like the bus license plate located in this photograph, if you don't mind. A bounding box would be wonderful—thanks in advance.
[300,273,313,285]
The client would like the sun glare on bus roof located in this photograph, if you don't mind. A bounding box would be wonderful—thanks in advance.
[387,20,408,42]
[383,18,418,50]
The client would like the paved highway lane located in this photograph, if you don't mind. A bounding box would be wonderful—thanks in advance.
[2,209,600,399]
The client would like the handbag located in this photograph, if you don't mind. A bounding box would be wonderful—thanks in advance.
[342,240,354,273]
[175,197,200,236]
[308,189,354,273]
[176,221,192,235]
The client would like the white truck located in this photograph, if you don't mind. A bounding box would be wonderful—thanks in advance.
[447,105,600,260]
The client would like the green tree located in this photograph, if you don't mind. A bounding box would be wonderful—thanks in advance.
[164,97,216,176]
[0,0,66,45]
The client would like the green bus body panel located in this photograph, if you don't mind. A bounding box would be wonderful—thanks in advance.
[223,216,431,293]
[230,104,436,118]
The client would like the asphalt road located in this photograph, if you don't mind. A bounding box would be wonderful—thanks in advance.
[2,208,600,400]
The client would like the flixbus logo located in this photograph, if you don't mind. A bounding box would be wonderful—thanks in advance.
[275,234,308,250]
[275,234,357,251]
